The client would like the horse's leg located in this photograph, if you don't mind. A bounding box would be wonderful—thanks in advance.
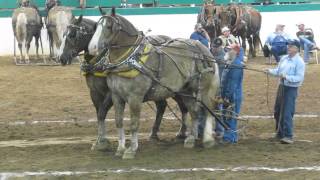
[248,36,254,58]
[253,35,260,58]
[35,36,40,59]
[18,42,23,64]
[241,35,247,57]
[149,100,167,141]
[181,97,198,148]
[174,96,188,139]
[111,93,126,157]
[122,97,143,159]
[25,39,31,64]
[90,90,113,151]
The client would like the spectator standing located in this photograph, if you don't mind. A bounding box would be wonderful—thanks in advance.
[266,42,305,144]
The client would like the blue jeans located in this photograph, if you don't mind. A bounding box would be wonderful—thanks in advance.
[274,85,298,139]
[215,104,224,136]
[299,37,315,62]
[271,46,287,63]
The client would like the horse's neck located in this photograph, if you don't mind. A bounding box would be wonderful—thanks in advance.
[109,35,140,63]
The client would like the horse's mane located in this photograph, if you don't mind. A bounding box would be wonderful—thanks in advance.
[115,15,139,36]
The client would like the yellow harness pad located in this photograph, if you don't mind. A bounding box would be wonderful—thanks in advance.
[82,43,152,78]
[115,43,151,78]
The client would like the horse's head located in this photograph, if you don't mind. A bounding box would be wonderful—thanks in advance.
[219,6,236,30]
[58,15,96,65]
[46,0,60,11]
[202,3,216,27]
[20,0,30,7]
[88,7,138,56]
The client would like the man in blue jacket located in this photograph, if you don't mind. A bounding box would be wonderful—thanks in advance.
[220,44,244,143]
[190,23,210,48]
[266,42,305,144]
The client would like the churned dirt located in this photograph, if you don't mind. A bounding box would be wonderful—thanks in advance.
[0,55,320,179]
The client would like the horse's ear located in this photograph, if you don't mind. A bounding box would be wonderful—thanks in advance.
[99,6,106,15]
[111,7,116,16]
[76,15,83,25]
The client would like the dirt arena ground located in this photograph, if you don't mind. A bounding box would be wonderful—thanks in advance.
[0,55,320,179]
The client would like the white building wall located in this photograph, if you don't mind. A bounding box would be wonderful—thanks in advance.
[1,11,320,55]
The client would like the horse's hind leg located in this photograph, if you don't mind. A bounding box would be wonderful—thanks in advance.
[149,100,167,141]
[18,43,23,64]
[35,36,40,59]
[248,36,255,58]
[122,97,143,159]
[111,94,126,157]
[25,38,32,64]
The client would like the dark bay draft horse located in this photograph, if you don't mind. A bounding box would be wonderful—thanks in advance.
[199,4,262,58]
[58,15,188,151]
[88,8,220,159]
[197,3,224,45]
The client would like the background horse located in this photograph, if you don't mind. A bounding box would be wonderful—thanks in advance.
[197,3,224,46]
[12,6,43,64]
[219,5,262,57]
[59,15,188,150]
[46,2,73,60]
[88,8,220,159]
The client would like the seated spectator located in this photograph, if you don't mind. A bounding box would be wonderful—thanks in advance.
[265,24,293,63]
[296,22,319,63]
[190,23,210,48]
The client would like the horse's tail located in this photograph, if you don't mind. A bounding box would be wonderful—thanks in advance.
[16,13,27,44]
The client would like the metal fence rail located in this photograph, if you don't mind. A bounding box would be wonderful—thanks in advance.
[0,0,319,17]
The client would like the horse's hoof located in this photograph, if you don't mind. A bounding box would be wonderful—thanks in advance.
[203,139,215,148]
[184,136,195,148]
[122,148,136,159]
[149,135,160,142]
[176,133,187,140]
[115,147,126,157]
[91,138,111,151]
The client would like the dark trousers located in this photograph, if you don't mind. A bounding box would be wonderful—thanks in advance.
[274,84,298,139]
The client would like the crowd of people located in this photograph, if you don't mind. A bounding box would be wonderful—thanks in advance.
[190,22,307,145]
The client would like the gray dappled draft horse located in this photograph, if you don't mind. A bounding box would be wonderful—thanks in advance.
[12,6,43,64]
[46,3,74,59]
[58,15,188,151]
[88,9,220,159]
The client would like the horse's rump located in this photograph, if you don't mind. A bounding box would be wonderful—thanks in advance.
[47,6,73,49]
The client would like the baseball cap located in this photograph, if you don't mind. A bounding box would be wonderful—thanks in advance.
[221,26,230,33]
[212,38,223,47]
